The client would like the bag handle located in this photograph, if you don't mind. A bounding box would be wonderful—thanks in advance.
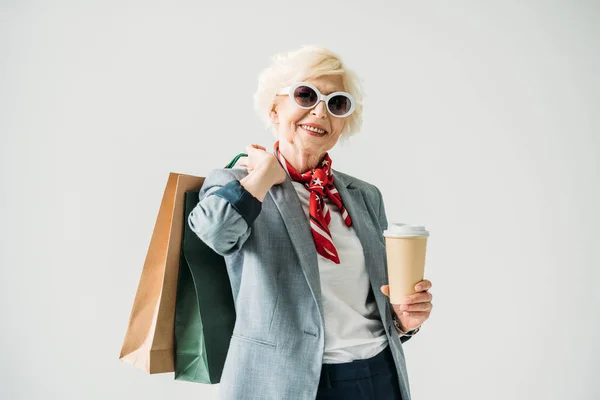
[224,153,248,169]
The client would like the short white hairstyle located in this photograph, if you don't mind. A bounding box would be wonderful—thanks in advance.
[253,45,364,138]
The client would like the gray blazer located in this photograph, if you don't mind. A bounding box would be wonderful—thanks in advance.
[188,166,413,400]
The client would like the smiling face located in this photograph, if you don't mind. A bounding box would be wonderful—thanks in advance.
[270,75,347,172]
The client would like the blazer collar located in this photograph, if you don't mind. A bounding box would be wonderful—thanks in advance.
[332,168,353,188]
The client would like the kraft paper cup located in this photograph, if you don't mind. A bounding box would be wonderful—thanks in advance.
[383,223,430,304]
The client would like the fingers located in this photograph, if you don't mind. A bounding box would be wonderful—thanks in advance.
[237,157,248,167]
[245,145,256,155]
[415,280,432,292]
[393,280,434,327]
[237,157,253,174]
[243,144,266,172]
[246,144,266,154]
[381,285,432,304]
[397,311,430,319]
[403,291,433,305]
[396,302,433,313]
[382,283,434,322]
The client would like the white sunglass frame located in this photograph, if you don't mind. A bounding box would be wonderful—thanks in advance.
[277,82,357,118]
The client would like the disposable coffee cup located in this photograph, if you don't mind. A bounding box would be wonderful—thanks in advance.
[383,223,430,304]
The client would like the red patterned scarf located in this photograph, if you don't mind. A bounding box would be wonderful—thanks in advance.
[274,141,352,264]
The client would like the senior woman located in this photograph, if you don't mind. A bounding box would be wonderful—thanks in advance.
[188,46,433,400]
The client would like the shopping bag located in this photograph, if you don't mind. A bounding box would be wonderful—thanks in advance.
[119,172,204,374]
[172,190,235,383]
[174,153,246,383]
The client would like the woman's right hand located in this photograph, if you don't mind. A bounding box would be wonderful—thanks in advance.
[238,144,286,201]
[238,144,286,185]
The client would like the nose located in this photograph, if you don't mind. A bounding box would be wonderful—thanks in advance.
[311,100,328,119]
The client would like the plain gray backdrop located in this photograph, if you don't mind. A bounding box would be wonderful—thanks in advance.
[1,1,599,399]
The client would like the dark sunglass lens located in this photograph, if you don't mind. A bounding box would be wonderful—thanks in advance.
[293,86,318,107]
[328,95,351,116]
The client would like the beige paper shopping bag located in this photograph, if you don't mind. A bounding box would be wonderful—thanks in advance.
[119,172,204,374]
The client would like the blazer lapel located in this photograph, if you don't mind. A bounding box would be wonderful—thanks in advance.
[268,177,324,325]
[333,172,392,327]
[267,170,391,331]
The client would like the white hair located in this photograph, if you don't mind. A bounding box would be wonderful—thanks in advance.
[253,45,364,138]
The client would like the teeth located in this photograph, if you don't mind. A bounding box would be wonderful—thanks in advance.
[301,125,326,134]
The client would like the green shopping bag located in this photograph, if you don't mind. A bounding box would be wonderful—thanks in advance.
[174,154,246,384]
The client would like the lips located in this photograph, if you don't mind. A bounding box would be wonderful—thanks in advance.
[299,127,326,137]
[299,124,328,136]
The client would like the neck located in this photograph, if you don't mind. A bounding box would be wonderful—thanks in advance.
[278,141,325,174]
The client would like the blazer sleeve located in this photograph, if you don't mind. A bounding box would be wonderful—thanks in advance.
[187,168,262,256]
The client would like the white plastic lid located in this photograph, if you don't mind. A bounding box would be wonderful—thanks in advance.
[383,223,429,238]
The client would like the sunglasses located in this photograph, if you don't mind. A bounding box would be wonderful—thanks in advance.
[277,82,357,118]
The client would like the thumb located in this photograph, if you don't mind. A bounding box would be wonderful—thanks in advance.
[380,285,390,297]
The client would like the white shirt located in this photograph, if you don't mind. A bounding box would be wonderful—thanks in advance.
[291,181,389,364]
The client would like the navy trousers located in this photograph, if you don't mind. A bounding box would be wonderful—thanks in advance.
[315,344,403,400]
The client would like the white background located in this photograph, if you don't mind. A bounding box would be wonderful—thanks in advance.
[1,1,599,399]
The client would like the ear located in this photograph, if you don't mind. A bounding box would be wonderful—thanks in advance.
[269,99,282,125]
[269,106,279,125]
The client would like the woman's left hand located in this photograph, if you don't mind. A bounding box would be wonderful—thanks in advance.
[380,280,433,332]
